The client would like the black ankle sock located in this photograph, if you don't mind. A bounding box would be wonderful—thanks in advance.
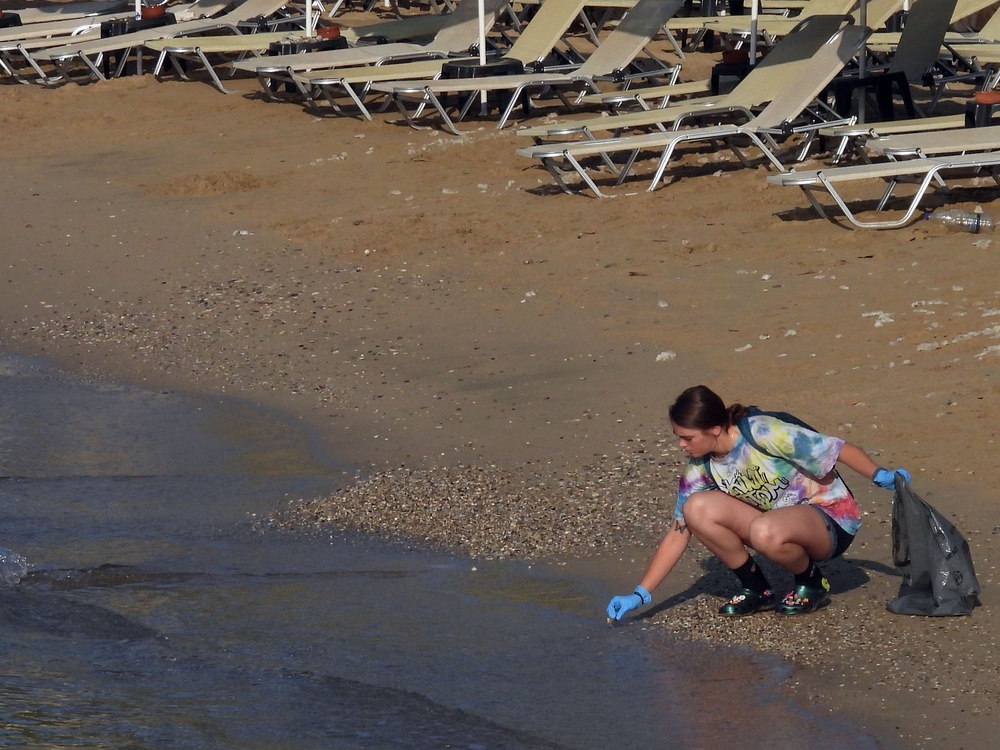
[731,557,770,593]
[794,561,825,589]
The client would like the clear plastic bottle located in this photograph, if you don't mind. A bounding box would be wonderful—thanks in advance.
[924,209,995,233]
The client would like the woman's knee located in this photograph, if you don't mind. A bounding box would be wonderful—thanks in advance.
[681,491,719,528]
[747,512,829,560]
[747,516,782,553]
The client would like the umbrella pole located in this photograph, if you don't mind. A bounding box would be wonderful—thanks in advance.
[858,0,867,123]
[479,0,487,114]
[748,0,758,67]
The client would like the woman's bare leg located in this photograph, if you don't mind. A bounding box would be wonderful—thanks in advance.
[681,490,765,567]
[747,505,833,574]
[683,492,833,573]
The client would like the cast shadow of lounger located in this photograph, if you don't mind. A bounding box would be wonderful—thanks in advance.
[636,554,899,620]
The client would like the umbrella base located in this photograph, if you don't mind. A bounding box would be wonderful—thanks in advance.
[439,58,527,117]
[711,61,751,95]
[965,99,1000,128]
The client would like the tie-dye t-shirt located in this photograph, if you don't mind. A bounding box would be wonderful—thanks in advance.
[674,415,861,536]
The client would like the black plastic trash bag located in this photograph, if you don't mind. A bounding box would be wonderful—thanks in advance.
[887,476,981,616]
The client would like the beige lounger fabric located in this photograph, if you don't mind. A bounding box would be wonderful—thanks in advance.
[229,0,510,79]
[29,0,296,84]
[368,0,685,132]
[515,23,867,196]
[289,0,590,120]
[515,12,854,143]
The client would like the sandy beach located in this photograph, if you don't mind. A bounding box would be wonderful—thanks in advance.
[3,1,1000,745]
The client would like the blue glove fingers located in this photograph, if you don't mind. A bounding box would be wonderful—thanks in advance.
[873,467,911,489]
[606,594,642,621]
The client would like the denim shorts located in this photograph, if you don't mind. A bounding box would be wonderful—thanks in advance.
[811,504,855,561]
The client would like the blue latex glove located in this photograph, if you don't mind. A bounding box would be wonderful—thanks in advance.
[873,467,912,489]
[606,585,651,621]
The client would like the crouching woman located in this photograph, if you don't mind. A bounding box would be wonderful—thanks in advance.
[608,385,910,619]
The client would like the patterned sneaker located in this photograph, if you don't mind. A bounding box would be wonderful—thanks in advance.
[718,588,777,616]
[775,580,831,616]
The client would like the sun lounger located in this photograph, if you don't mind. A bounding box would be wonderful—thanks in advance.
[228,0,510,98]
[145,29,330,92]
[369,0,684,133]
[145,0,510,95]
[823,0,959,119]
[289,0,590,119]
[860,0,1000,103]
[28,0,303,85]
[570,0,895,116]
[866,0,1000,47]
[767,149,1000,229]
[507,0,683,54]
[0,0,239,45]
[0,12,130,44]
[865,124,1000,157]
[768,118,1000,229]
[515,11,857,143]
[703,0,993,47]
[515,23,866,197]
[0,0,233,83]
[337,5,478,45]
[0,24,111,79]
[5,0,128,25]
[664,0,856,50]
[0,15,127,78]
[819,112,967,162]
[573,76,711,113]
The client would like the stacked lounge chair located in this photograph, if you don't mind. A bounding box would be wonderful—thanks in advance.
[286,0,591,120]
[368,0,685,133]
[514,23,867,196]
[23,0,306,85]
[0,0,234,83]
[221,0,512,98]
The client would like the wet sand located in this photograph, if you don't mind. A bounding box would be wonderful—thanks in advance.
[2,3,999,746]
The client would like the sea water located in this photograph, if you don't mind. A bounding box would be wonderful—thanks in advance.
[0,353,889,749]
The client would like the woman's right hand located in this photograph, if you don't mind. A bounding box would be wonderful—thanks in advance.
[606,594,642,621]
[606,585,651,621]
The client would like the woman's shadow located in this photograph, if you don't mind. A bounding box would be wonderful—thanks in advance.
[637,554,900,620]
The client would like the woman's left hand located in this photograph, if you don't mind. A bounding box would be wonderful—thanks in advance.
[873,468,911,489]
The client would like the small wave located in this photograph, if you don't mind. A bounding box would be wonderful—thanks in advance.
[0,548,28,587]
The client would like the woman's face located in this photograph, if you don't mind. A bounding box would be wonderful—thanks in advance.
[671,422,722,458]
